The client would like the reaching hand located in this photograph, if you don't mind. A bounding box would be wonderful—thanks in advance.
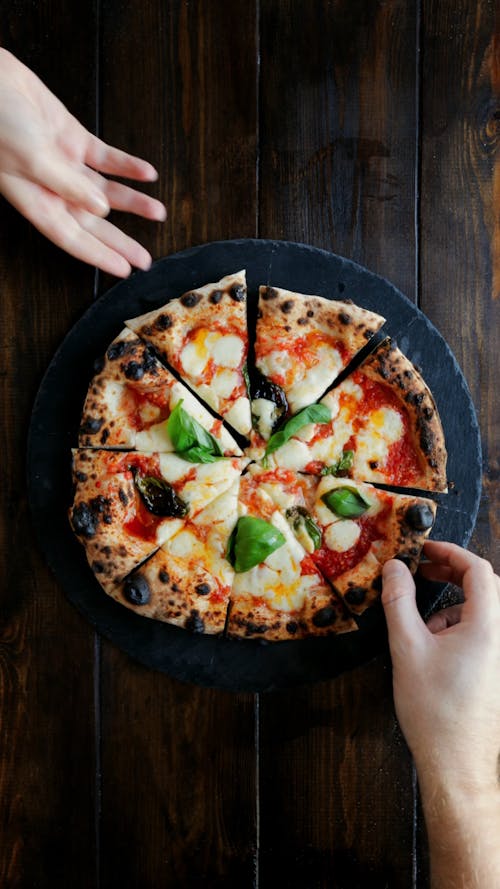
[382,541,500,791]
[0,49,166,277]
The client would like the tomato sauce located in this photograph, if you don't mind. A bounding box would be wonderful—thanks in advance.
[105,452,161,477]
[124,495,162,542]
[312,502,391,581]
[122,385,171,431]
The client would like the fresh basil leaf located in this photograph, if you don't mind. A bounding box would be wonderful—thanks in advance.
[135,474,189,517]
[321,486,370,518]
[226,515,286,573]
[320,449,355,476]
[242,362,251,396]
[167,400,223,461]
[265,403,331,457]
[286,506,322,551]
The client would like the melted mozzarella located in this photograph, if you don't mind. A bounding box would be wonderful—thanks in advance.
[180,331,211,377]
[223,396,252,435]
[211,368,240,400]
[287,344,343,413]
[212,334,244,369]
[251,398,278,440]
[135,421,173,452]
[257,349,293,382]
[324,520,361,553]
[167,528,203,558]
[268,438,311,471]
[354,408,403,478]
[156,518,185,546]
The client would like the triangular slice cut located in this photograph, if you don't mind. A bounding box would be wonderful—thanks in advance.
[79,329,241,455]
[245,465,436,615]
[109,480,240,634]
[125,271,252,437]
[251,286,385,435]
[265,339,447,492]
[226,472,357,640]
[69,449,247,594]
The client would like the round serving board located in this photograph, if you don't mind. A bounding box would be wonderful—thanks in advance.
[27,240,481,691]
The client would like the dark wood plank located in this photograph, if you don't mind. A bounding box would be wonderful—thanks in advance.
[258,2,419,887]
[97,2,259,886]
[0,7,99,887]
[418,2,500,884]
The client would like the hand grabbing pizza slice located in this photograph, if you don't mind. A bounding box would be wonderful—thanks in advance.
[251,285,385,439]
[125,271,252,437]
[79,329,241,456]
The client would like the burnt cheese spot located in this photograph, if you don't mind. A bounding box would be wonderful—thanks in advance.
[307,309,314,317]
[210,289,223,304]
[312,605,337,627]
[195,583,211,596]
[80,416,103,435]
[230,285,246,302]
[344,586,367,606]
[297,317,308,325]
[369,460,379,470]
[155,313,173,330]
[181,292,202,308]
[171,583,181,593]
[123,574,151,606]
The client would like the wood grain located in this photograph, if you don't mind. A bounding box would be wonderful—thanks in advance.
[258,2,419,887]
[0,6,99,887]
[97,2,259,886]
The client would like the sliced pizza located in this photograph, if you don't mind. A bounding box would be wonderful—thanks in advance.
[69,449,247,591]
[265,339,447,492]
[226,472,357,640]
[125,271,252,437]
[251,285,385,437]
[245,465,436,616]
[109,480,240,634]
[79,329,241,456]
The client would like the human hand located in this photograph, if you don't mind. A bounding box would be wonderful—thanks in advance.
[0,49,166,277]
[382,541,500,792]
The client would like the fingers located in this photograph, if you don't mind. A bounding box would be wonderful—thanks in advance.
[381,559,427,646]
[69,207,152,272]
[426,604,463,634]
[29,152,110,216]
[103,179,166,221]
[84,134,159,181]
[422,541,498,614]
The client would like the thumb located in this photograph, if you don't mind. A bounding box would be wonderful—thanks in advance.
[381,559,427,646]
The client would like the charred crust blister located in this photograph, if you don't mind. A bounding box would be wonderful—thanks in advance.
[181,292,202,308]
[155,313,173,330]
[80,416,103,435]
[209,289,223,304]
[230,285,246,302]
[107,341,129,361]
[261,287,278,301]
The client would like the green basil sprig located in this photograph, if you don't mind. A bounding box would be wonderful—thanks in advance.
[264,403,331,458]
[320,449,354,477]
[135,474,189,517]
[167,400,224,463]
[226,516,286,573]
[321,486,371,518]
[285,506,322,551]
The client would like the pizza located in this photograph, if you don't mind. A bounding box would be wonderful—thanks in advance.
[70,269,448,642]
[125,270,252,437]
[263,338,447,492]
[252,286,385,433]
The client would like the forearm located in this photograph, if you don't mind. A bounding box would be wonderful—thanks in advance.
[418,772,500,889]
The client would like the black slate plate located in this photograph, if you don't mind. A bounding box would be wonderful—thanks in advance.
[27,239,482,691]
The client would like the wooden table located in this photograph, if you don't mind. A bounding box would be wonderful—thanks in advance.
[0,2,498,887]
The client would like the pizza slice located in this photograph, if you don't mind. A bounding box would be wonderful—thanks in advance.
[265,339,447,492]
[125,271,252,437]
[251,285,385,439]
[294,475,436,615]
[79,329,241,456]
[69,449,247,592]
[226,471,357,640]
[109,480,240,634]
